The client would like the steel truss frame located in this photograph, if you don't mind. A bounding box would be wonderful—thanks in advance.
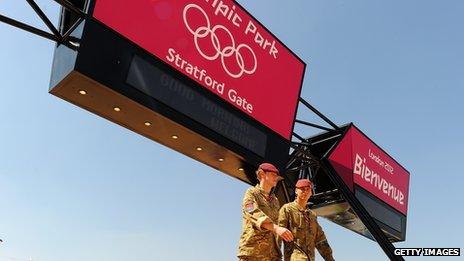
[0,0,85,50]
[288,97,404,261]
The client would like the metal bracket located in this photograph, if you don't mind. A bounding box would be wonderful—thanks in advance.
[0,0,85,49]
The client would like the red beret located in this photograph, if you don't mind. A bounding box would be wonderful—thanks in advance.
[295,179,312,188]
[258,163,279,174]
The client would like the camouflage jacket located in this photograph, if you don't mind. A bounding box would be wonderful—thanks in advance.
[237,185,281,260]
[278,201,334,261]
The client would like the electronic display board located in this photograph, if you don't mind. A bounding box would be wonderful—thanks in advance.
[126,54,267,157]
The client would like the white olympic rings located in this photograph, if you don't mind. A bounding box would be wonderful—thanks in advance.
[183,4,257,78]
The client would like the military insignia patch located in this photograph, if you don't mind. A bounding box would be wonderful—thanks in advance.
[245,201,255,213]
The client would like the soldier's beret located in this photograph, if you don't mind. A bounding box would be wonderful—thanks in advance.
[295,179,313,188]
[258,162,279,174]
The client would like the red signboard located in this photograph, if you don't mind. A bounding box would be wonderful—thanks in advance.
[328,125,410,215]
[93,0,305,140]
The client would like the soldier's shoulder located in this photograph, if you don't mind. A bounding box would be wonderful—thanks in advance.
[246,186,259,194]
[280,201,293,210]
[281,201,292,207]
[243,186,258,198]
[308,209,318,217]
[271,193,280,204]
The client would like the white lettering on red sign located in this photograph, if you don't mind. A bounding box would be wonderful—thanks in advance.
[204,0,279,59]
[353,153,405,205]
[368,149,394,174]
[166,48,254,113]
[183,4,257,79]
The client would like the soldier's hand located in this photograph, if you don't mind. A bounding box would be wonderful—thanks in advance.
[274,226,294,242]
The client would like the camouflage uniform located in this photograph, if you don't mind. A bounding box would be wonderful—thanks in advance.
[278,201,334,261]
[238,184,281,261]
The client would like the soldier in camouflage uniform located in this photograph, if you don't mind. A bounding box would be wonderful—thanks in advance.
[278,179,334,261]
[238,163,294,261]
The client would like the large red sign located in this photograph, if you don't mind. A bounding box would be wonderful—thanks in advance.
[93,0,305,139]
[328,125,410,215]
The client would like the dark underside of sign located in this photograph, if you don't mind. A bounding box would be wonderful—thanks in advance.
[49,12,292,186]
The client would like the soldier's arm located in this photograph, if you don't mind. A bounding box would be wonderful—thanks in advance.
[276,205,291,248]
[261,223,294,242]
[242,190,293,241]
[315,219,335,261]
[278,205,289,228]
[242,189,273,230]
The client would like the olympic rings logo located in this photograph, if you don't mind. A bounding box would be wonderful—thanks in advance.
[183,4,257,78]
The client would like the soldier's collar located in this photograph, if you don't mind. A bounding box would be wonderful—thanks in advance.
[255,184,270,196]
[292,200,309,212]
[255,185,276,202]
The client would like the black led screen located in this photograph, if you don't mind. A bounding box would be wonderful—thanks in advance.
[126,54,268,157]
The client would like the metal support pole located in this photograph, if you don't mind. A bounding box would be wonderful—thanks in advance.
[320,159,404,261]
[292,132,306,142]
[299,98,340,130]
[295,119,334,132]
[0,14,59,42]
[52,0,86,17]
[61,17,83,42]
[26,0,61,39]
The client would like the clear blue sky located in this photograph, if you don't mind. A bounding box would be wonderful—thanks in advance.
[1,1,463,260]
